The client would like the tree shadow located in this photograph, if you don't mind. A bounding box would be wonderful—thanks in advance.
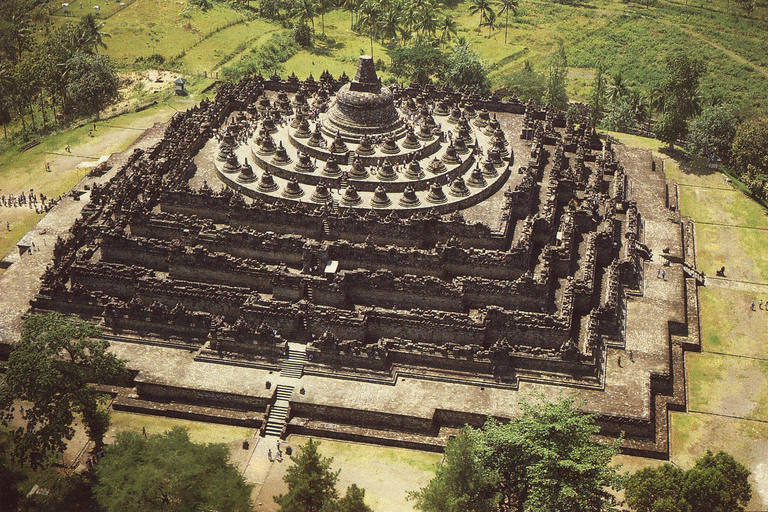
[659,146,719,179]
[310,37,345,57]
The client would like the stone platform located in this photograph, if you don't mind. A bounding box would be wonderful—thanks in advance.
[16,61,700,457]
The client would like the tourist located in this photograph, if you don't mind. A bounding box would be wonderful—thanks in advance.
[268,449,273,462]
[661,270,666,280]
[752,300,756,311]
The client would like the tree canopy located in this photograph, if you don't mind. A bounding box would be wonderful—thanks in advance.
[388,43,447,86]
[413,395,622,512]
[544,42,569,111]
[442,42,491,96]
[687,105,738,163]
[0,313,128,468]
[94,427,252,512]
[411,429,497,512]
[503,60,546,104]
[276,438,340,512]
[625,451,752,512]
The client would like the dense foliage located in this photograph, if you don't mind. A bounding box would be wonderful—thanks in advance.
[502,61,546,104]
[687,105,738,163]
[410,430,498,512]
[730,116,768,201]
[412,396,622,512]
[94,427,252,512]
[625,451,752,512]
[442,42,491,95]
[544,42,569,111]
[0,313,128,468]
[0,2,120,135]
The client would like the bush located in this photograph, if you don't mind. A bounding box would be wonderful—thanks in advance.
[133,53,166,69]
[441,43,490,96]
[687,105,738,163]
[730,116,768,200]
[502,61,546,104]
[293,23,313,48]
[600,99,638,133]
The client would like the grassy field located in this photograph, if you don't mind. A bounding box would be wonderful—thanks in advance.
[93,1,247,68]
[0,95,197,262]
[274,436,442,512]
[52,0,766,114]
[108,411,255,444]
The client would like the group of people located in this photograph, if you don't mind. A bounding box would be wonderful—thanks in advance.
[750,300,768,311]
[267,439,284,462]
[1,189,59,214]
[85,448,105,471]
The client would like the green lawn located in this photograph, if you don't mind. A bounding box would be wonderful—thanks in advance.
[289,436,441,512]
[108,411,255,444]
[687,352,768,422]
[699,287,768,359]
[678,186,768,228]
[101,1,246,68]
[694,223,768,283]
[671,412,768,510]
[0,97,187,261]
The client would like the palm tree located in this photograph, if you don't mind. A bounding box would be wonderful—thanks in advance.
[293,0,319,34]
[480,9,498,37]
[468,0,493,31]
[414,5,440,39]
[607,72,628,104]
[648,84,667,115]
[378,7,402,43]
[357,0,381,56]
[628,89,649,125]
[77,13,111,53]
[438,15,458,44]
[317,0,333,35]
[496,0,518,44]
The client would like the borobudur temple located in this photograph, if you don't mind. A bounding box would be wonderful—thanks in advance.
[28,57,701,456]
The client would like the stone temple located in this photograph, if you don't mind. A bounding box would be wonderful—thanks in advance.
[28,57,701,456]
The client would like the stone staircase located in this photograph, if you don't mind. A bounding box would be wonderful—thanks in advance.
[682,261,705,285]
[322,218,331,236]
[306,283,315,302]
[281,344,307,379]
[263,384,294,437]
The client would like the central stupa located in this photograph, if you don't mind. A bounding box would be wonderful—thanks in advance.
[322,56,405,140]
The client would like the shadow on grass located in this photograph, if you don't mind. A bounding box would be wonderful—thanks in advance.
[658,146,719,180]
[311,37,345,57]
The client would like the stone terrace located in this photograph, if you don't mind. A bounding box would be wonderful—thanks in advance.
[16,60,700,457]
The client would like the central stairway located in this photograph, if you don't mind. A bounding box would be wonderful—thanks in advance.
[264,384,294,437]
[281,344,307,379]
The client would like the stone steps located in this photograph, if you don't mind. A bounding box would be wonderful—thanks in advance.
[280,345,307,378]
[264,391,292,437]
